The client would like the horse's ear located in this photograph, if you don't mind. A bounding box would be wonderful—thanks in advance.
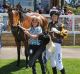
[3,4,10,9]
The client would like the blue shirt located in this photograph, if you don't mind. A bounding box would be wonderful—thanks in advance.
[28,26,42,45]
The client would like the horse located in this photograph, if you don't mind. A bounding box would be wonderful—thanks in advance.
[4,5,28,67]
[4,4,49,67]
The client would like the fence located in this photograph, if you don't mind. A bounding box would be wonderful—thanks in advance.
[43,14,80,46]
[0,13,80,46]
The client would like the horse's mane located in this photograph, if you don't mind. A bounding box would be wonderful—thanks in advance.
[22,12,48,32]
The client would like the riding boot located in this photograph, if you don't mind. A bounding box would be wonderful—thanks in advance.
[32,64,36,74]
[52,67,57,74]
[60,68,65,74]
[41,64,46,74]
[42,55,46,74]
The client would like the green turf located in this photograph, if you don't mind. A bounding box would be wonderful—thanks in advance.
[0,59,80,74]
[62,46,80,48]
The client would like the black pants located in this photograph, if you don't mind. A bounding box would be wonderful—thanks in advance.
[28,45,46,74]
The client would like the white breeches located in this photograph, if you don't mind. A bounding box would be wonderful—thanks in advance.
[46,43,63,70]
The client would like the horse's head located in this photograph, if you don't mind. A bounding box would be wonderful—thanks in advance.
[12,10,20,26]
[5,7,20,31]
[7,8,20,27]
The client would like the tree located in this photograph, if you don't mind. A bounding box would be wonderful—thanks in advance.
[3,0,6,5]
[50,0,65,9]
[61,0,64,9]
[70,0,77,7]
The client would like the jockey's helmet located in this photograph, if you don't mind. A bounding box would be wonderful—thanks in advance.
[49,7,60,17]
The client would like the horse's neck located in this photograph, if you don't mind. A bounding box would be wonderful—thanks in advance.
[8,9,13,25]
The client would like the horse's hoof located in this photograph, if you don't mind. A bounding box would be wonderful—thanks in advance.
[26,64,29,68]
[16,64,20,67]
[28,63,33,68]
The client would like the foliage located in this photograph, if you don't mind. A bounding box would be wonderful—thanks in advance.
[65,5,80,15]
[73,7,80,15]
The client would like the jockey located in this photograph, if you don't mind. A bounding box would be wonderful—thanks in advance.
[47,6,67,74]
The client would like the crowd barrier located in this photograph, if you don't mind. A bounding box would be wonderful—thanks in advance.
[0,13,80,46]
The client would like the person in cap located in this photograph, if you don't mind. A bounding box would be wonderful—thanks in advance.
[0,16,4,49]
[24,16,46,74]
[67,10,74,15]
[47,6,67,74]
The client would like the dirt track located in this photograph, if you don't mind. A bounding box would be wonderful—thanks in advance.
[0,47,80,59]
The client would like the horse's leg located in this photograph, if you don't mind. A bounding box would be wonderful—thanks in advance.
[23,35,29,68]
[15,39,21,67]
[11,27,21,67]
[24,41,29,68]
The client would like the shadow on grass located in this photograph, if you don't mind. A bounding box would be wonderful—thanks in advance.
[0,60,27,74]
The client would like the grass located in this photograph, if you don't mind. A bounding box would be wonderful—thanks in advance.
[62,46,80,48]
[0,59,80,74]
